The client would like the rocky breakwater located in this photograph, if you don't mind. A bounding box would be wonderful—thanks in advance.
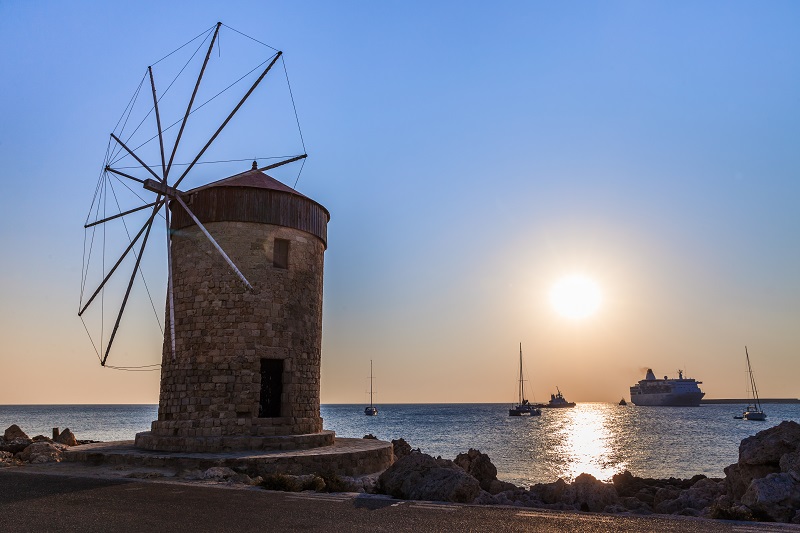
[0,425,82,465]
[376,422,800,524]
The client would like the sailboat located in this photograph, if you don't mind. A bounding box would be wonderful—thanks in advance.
[735,346,766,421]
[364,360,378,416]
[509,343,541,416]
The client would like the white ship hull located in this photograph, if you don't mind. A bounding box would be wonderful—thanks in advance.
[630,391,704,407]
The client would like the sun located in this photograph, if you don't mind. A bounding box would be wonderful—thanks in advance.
[550,275,602,320]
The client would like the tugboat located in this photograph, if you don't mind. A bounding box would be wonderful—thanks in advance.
[364,360,378,416]
[542,387,576,408]
[629,369,705,406]
[509,344,541,416]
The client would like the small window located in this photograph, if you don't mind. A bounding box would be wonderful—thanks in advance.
[273,238,289,269]
[259,358,283,418]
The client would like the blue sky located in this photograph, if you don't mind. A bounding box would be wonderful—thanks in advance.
[1,1,798,404]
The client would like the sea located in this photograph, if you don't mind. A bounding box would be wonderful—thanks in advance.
[2,403,798,487]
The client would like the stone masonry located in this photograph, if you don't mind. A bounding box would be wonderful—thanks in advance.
[136,170,332,453]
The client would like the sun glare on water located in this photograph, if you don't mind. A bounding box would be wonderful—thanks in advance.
[549,275,602,320]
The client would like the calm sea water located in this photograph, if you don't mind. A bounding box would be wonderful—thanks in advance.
[2,403,798,486]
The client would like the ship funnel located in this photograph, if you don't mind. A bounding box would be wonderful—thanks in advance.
[645,369,656,380]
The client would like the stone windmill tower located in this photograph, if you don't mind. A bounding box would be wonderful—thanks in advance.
[135,164,332,452]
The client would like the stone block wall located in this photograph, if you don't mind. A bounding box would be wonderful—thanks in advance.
[143,220,325,447]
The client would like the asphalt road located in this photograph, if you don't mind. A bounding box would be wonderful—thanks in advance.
[0,470,796,532]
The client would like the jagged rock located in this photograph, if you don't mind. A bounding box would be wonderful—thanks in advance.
[488,479,518,495]
[4,425,28,441]
[655,478,723,514]
[16,442,64,463]
[32,435,52,443]
[779,451,800,481]
[0,451,14,467]
[391,438,412,460]
[620,496,652,513]
[652,487,681,508]
[604,504,628,513]
[739,421,800,466]
[202,467,237,480]
[453,449,499,492]
[723,462,780,501]
[531,478,569,504]
[0,437,32,454]
[54,428,78,447]
[378,452,481,503]
[363,434,377,440]
[472,489,497,505]
[563,473,620,512]
[741,472,800,523]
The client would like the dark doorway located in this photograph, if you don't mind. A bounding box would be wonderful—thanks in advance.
[259,358,283,417]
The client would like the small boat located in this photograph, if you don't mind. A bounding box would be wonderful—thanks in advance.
[364,360,378,416]
[509,344,541,416]
[619,398,627,406]
[737,347,766,421]
[542,387,576,408]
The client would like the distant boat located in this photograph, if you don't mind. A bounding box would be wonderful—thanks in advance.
[542,387,576,408]
[736,347,766,421]
[629,368,705,406]
[509,343,541,416]
[364,360,378,416]
[619,398,627,406]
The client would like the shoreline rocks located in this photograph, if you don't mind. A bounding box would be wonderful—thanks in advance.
[1,425,85,466]
[371,421,800,524]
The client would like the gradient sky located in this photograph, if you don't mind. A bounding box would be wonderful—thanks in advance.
[1,1,798,405]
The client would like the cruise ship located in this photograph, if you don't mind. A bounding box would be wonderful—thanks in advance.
[629,369,705,406]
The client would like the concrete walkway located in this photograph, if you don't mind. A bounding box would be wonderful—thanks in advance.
[1,468,796,533]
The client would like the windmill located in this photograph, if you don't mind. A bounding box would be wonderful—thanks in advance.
[78,22,307,369]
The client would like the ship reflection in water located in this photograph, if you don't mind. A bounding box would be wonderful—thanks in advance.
[551,404,628,482]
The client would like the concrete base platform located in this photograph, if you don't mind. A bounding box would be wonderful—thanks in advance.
[134,429,335,453]
[63,438,394,478]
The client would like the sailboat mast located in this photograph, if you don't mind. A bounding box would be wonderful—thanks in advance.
[519,343,524,403]
[745,346,761,410]
[370,359,374,407]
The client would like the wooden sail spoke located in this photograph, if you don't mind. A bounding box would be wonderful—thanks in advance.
[256,154,307,173]
[110,133,163,182]
[174,195,253,290]
[172,51,283,191]
[85,200,159,229]
[101,200,161,366]
[79,199,165,316]
[166,22,222,180]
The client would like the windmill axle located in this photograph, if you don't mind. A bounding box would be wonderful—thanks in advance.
[143,178,182,198]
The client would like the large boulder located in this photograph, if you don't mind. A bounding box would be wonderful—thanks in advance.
[378,452,481,503]
[741,472,800,523]
[738,421,800,466]
[391,438,413,460]
[654,478,723,515]
[16,442,64,464]
[0,437,32,454]
[530,478,569,504]
[563,473,620,512]
[780,451,800,481]
[453,449,498,492]
[4,425,28,441]
[54,428,78,447]
[724,462,780,501]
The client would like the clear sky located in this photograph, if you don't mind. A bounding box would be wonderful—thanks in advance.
[1,1,798,405]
